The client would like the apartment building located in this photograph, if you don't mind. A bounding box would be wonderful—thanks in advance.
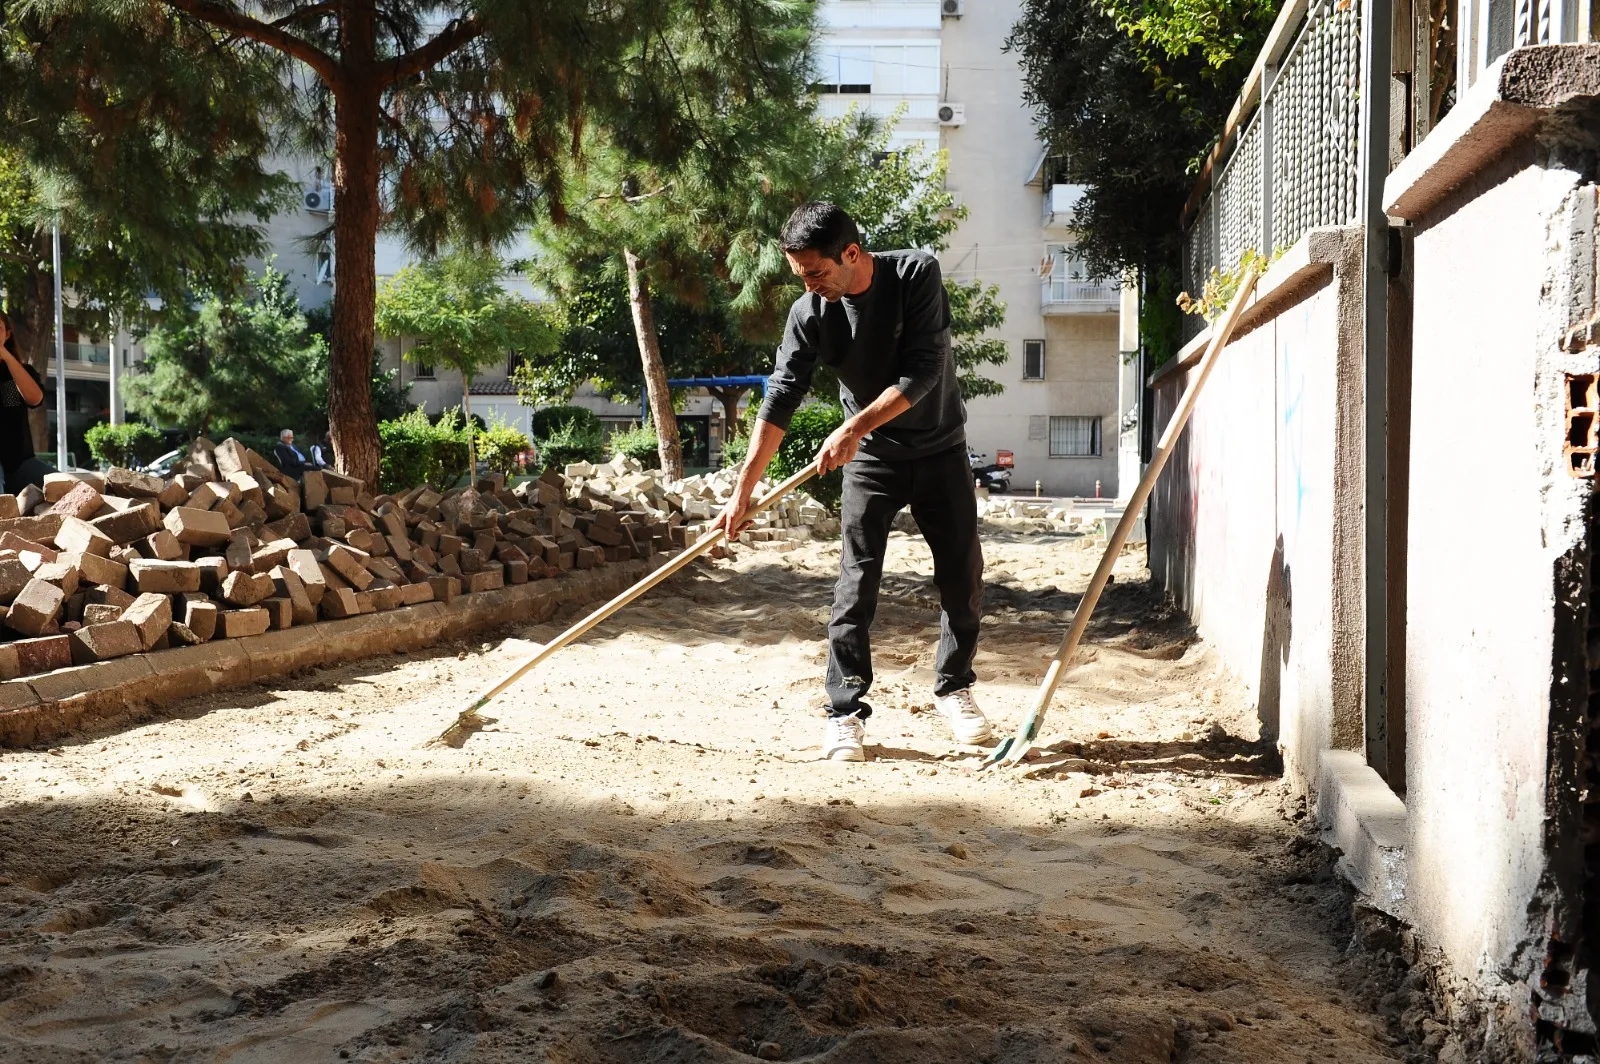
[816,0,1131,498]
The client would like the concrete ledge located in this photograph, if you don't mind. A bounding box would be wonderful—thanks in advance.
[0,557,667,748]
[1152,226,1353,387]
[1317,749,1408,918]
[1385,44,1600,221]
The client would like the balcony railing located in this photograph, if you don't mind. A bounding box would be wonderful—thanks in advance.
[1181,0,1365,337]
[50,343,110,365]
[817,0,941,30]
[1042,278,1120,309]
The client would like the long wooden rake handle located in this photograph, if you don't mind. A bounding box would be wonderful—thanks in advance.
[985,262,1264,768]
[434,461,821,743]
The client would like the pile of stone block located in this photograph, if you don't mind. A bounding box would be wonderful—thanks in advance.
[0,439,690,680]
[562,456,835,546]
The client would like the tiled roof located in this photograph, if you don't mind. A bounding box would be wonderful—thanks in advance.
[468,379,519,395]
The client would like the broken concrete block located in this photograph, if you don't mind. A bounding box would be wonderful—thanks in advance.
[194,557,229,597]
[82,603,123,625]
[6,578,65,636]
[164,506,231,547]
[428,575,459,604]
[217,607,270,638]
[213,437,251,479]
[319,587,360,619]
[398,581,435,605]
[122,592,173,650]
[90,502,162,544]
[69,620,142,664]
[43,471,104,503]
[87,584,136,610]
[226,470,264,506]
[0,555,31,605]
[129,560,202,595]
[464,569,504,594]
[157,480,190,509]
[264,483,297,520]
[168,621,203,646]
[61,551,128,590]
[285,549,325,605]
[267,565,316,625]
[183,596,218,641]
[185,482,225,511]
[33,561,81,599]
[0,496,17,521]
[104,467,165,499]
[220,570,273,607]
[13,633,72,674]
[55,516,114,558]
[0,531,56,563]
[139,530,184,561]
[325,544,375,590]
[506,560,529,585]
[249,537,298,574]
[49,481,103,520]
[261,597,294,630]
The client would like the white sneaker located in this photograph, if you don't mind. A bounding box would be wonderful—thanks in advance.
[935,688,993,744]
[823,714,867,761]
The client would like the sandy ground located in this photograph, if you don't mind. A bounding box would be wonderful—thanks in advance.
[0,529,1428,1063]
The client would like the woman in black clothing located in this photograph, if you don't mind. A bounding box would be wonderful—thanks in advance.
[0,312,49,494]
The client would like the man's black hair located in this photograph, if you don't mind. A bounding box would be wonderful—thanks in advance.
[779,202,863,262]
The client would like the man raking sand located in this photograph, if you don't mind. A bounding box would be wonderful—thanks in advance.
[712,202,989,761]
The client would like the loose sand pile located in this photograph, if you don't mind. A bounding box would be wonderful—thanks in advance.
[0,531,1429,1062]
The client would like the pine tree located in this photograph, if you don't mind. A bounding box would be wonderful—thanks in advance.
[35,0,816,488]
[0,4,288,447]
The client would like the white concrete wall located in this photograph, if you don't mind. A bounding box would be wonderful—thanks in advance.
[1149,261,1352,765]
[1403,159,1573,988]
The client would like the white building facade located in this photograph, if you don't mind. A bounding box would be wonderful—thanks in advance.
[817,0,1132,499]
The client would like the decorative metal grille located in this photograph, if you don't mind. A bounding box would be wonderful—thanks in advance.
[1181,0,1363,333]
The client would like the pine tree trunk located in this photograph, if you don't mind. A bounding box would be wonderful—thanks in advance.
[326,13,383,491]
[622,248,683,479]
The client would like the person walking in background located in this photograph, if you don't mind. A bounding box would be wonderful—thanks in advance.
[274,428,307,480]
[307,431,332,471]
[0,312,50,494]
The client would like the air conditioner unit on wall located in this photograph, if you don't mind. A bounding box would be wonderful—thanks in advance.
[938,103,966,126]
[942,0,964,16]
[303,185,334,213]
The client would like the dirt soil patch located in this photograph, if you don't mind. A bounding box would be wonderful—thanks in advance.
[0,531,1421,1062]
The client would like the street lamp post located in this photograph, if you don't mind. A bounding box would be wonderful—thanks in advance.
[51,225,67,469]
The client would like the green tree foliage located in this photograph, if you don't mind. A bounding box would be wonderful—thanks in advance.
[475,420,532,479]
[768,402,846,509]
[535,418,606,473]
[607,423,659,465]
[376,408,469,494]
[35,0,820,489]
[1007,0,1277,362]
[529,404,601,441]
[520,114,1008,430]
[124,264,328,436]
[375,249,555,473]
[83,422,165,469]
[0,6,289,445]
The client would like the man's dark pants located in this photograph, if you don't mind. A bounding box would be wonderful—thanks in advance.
[826,443,983,719]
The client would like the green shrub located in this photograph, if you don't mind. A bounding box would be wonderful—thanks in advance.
[378,408,469,493]
[719,432,749,469]
[530,404,600,441]
[84,422,165,469]
[476,421,533,479]
[608,423,659,466]
[537,417,605,472]
[770,402,846,510]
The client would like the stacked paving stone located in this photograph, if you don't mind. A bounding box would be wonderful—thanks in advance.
[563,456,835,546]
[0,439,700,680]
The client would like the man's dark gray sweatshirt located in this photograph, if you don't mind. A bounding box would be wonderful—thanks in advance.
[756,249,966,461]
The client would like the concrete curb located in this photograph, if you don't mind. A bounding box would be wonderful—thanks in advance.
[0,556,666,748]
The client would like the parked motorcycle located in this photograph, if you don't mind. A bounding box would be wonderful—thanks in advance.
[969,449,1013,493]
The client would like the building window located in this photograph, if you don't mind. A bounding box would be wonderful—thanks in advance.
[1023,340,1045,380]
[1048,415,1101,458]
[507,351,526,376]
[813,45,873,93]
[413,362,435,380]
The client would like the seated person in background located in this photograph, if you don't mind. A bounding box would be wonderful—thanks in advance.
[274,428,307,480]
[307,431,332,471]
[0,312,50,494]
